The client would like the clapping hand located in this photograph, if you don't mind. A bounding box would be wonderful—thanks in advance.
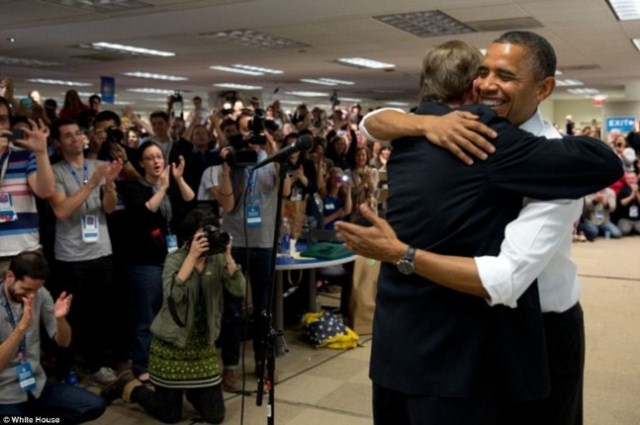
[54,292,73,319]
[171,155,186,180]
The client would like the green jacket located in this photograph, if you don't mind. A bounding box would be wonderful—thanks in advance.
[150,246,246,348]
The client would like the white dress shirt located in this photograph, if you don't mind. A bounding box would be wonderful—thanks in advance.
[360,108,582,313]
[475,111,582,312]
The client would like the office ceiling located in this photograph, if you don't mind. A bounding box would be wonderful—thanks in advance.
[1,0,639,112]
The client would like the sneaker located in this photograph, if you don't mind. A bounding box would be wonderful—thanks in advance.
[91,367,118,386]
[100,370,135,405]
[222,368,241,393]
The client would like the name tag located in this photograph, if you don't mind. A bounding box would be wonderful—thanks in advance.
[17,362,36,393]
[166,234,178,253]
[246,204,262,228]
[81,215,99,243]
[0,192,18,223]
[630,205,638,219]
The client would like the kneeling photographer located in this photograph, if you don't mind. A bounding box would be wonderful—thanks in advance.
[215,109,292,392]
[102,208,246,424]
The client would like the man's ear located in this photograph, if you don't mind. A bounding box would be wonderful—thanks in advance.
[537,77,556,102]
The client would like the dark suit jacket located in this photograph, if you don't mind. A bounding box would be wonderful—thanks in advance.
[371,102,622,401]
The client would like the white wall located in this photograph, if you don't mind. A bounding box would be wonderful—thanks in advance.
[551,100,604,134]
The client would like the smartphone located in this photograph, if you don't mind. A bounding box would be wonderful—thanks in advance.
[10,129,24,141]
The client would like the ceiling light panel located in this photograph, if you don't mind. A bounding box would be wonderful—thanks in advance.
[555,79,584,87]
[26,78,92,87]
[210,66,263,76]
[337,57,396,69]
[374,10,475,38]
[232,64,283,75]
[386,101,411,106]
[86,42,175,57]
[567,88,600,95]
[203,29,310,49]
[40,0,151,13]
[286,91,327,97]
[214,83,263,90]
[607,0,640,21]
[123,72,187,81]
[0,56,64,67]
[127,88,175,94]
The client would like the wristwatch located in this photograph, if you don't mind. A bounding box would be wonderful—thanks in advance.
[396,246,416,275]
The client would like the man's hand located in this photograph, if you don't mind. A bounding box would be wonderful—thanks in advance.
[424,111,496,165]
[104,160,123,183]
[335,203,407,263]
[54,291,72,319]
[16,294,35,332]
[87,163,109,189]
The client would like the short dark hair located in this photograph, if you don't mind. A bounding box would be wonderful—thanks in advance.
[150,110,170,123]
[420,40,483,104]
[50,118,78,140]
[193,96,202,102]
[9,251,49,281]
[95,110,121,127]
[89,94,101,104]
[494,31,557,80]
[180,208,221,244]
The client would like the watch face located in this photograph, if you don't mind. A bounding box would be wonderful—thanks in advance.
[397,260,414,275]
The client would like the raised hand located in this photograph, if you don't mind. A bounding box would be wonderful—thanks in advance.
[13,119,49,154]
[17,294,35,332]
[54,291,73,319]
[171,155,186,180]
[160,165,171,190]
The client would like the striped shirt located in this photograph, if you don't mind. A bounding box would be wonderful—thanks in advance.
[0,149,40,257]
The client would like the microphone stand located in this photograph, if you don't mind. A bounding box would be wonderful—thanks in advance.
[255,157,290,425]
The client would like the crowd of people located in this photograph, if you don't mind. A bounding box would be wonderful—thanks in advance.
[0,82,393,422]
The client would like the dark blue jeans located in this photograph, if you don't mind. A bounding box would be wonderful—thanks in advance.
[128,264,163,377]
[0,382,106,424]
[218,247,273,367]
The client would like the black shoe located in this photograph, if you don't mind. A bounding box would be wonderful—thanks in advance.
[100,370,135,404]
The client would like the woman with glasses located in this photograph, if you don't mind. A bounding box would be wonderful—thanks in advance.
[121,141,195,383]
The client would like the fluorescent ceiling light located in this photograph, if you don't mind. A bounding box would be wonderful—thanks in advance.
[337,57,396,69]
[340,97,363,102]
[301,78,355,86]
[0,55,63,67]
[286,91,327,97]
[214,83,263,90]
[127,88,175,94]
[386,101,410,106]
[210,65,283,76]
[144,97,170,102]
[567,88,600,95]
[555,70,563,76]
[123,72,187,81]
[232,64,283,75]
[40,0,151,13]
[555,79,584,87]
[90,42,175,57]
[27,78,92,87]
[114,101,133,105]
[607,0,640,21]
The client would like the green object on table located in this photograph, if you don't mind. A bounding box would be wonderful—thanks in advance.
[300,242,352,260]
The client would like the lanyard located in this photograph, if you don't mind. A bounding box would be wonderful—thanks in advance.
[63,161,88,188]
[0,149,11,185]
[0,282,27,359]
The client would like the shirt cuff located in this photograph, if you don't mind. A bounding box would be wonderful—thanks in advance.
[474,256,517,308]
[359,108,405,144]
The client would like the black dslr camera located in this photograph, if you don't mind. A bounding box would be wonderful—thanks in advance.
[203,224,230,255]
[106,126,124,145]
[247,108,267,145]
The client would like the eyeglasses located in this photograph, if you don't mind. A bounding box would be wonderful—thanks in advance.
[142,154,164,161]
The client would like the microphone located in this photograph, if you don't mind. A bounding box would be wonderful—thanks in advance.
[252,135,313,170]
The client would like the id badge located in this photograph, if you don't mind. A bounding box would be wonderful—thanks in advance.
[17,362,36,393]
[595,209,605,221]
[166,234,178,253]
[81,215,99,243]
[325,203,335,211]
[630,205,639,219]
[0,192,18,223]
[291,187,302,202]
[246,204,262,228]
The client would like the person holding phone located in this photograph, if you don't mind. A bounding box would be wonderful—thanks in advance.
[0,96,55,273]
[320,167,352,230]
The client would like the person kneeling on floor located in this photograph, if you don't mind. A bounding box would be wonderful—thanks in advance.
[102,208,246,424]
